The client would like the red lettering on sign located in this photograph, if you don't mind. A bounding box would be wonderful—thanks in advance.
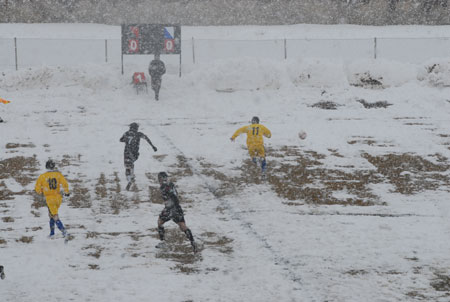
[131,26,140,38]
[164,39,174,52]
[128,39,139,53]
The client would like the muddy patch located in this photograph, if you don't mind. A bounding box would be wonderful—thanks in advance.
[0,182,15,201]
[82,244,104,259]
[362,153,449,194]
[94,172,130,214]
[309,101,341,110]
[431,272,450,292]
[195,146,450,206]
[0,155,39,187]
[5,143,35,149]
[198,146,382,206]
[169,155,194,179]
[351,72,384,88]
[357,99,392,109]
[16,236,33,243]
[268,147,381,205]
[347,136,395,147]
[154,229,233,274]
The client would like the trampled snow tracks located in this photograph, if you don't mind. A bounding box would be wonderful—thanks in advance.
[152,124,305,291]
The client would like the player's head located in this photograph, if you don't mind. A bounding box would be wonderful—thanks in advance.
[129,122,139,131]
[251,116,260,124]
[158,172,168,184]
[45,159,56,170]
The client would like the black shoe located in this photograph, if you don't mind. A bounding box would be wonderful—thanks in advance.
[0,265,5,280]
[191,241,198,253]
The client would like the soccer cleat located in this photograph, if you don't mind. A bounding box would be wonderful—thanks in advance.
[62,230,70,244]
[0,265,4,280]
[191,241,198,253]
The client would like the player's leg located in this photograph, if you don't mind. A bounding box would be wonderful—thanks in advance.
[48,200,67,237]
[156,210,171,248]
[124,156,135,190]
[175,209,196,252]
[155,78,161,100]
[151,78,159,100]
[248,145,258,165]
[157,216,166,241]
[47,208,56,237]
[255,145,267,172]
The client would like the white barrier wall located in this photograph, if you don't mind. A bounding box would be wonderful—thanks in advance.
[1,36,450,71]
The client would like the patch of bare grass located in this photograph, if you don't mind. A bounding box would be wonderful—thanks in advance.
[351,72,384,88]
[68,182,91,208]
[16,236,33,243]
[5,143,35,149]
[431,273,450,292]
[2,217,14,223]
[357,99,392,109]
[310,101,341,110]
[362,153,449,194]
[82,244,104,259]
[0,155,39,186]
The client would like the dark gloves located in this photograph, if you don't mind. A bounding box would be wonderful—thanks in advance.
[64,193,70,197]
[153,146,157,152]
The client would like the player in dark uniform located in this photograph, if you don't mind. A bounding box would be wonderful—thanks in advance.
[156,172,197,253]
[148,53,166,101]
[120,122,157,190]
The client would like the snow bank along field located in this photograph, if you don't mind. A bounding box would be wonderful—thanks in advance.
[1,24,450,302]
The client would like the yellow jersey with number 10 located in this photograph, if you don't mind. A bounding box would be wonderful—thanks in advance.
[35,171,69,198]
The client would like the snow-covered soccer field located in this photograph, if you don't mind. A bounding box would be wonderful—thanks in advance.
[1,24,450,302]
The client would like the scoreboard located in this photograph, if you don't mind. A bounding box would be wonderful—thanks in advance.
[121,24,181,55]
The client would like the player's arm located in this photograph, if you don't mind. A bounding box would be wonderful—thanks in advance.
[34,175,44,195]
[167,183,179,202]
[231,126,248,141]
[119,133,126,142]
[59,173,70,196]
[141,133,157,152]
[262,125,272,138]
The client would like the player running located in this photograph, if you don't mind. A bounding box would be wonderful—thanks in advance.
[34,159,70,242]
[230,116,272,178]
[120,122,157,190]
[155,172,197,253]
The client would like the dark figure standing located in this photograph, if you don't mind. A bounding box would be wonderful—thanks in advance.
[148,53,166,101]
[120,122,157,190]
[156,172,197,253]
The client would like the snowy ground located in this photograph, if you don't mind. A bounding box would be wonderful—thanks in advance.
[1,24,450,302]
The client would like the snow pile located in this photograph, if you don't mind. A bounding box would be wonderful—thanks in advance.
[417,59,450,87]
[0,65,126,93]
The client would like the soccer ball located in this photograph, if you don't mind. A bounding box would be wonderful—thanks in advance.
[298,130,307,140]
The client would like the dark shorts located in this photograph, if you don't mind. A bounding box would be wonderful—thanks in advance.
[159,206,185,224]
[124,153,138,168]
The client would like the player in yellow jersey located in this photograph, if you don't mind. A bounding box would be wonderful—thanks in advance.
[35,159,70,240]
[230,116,272,178]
